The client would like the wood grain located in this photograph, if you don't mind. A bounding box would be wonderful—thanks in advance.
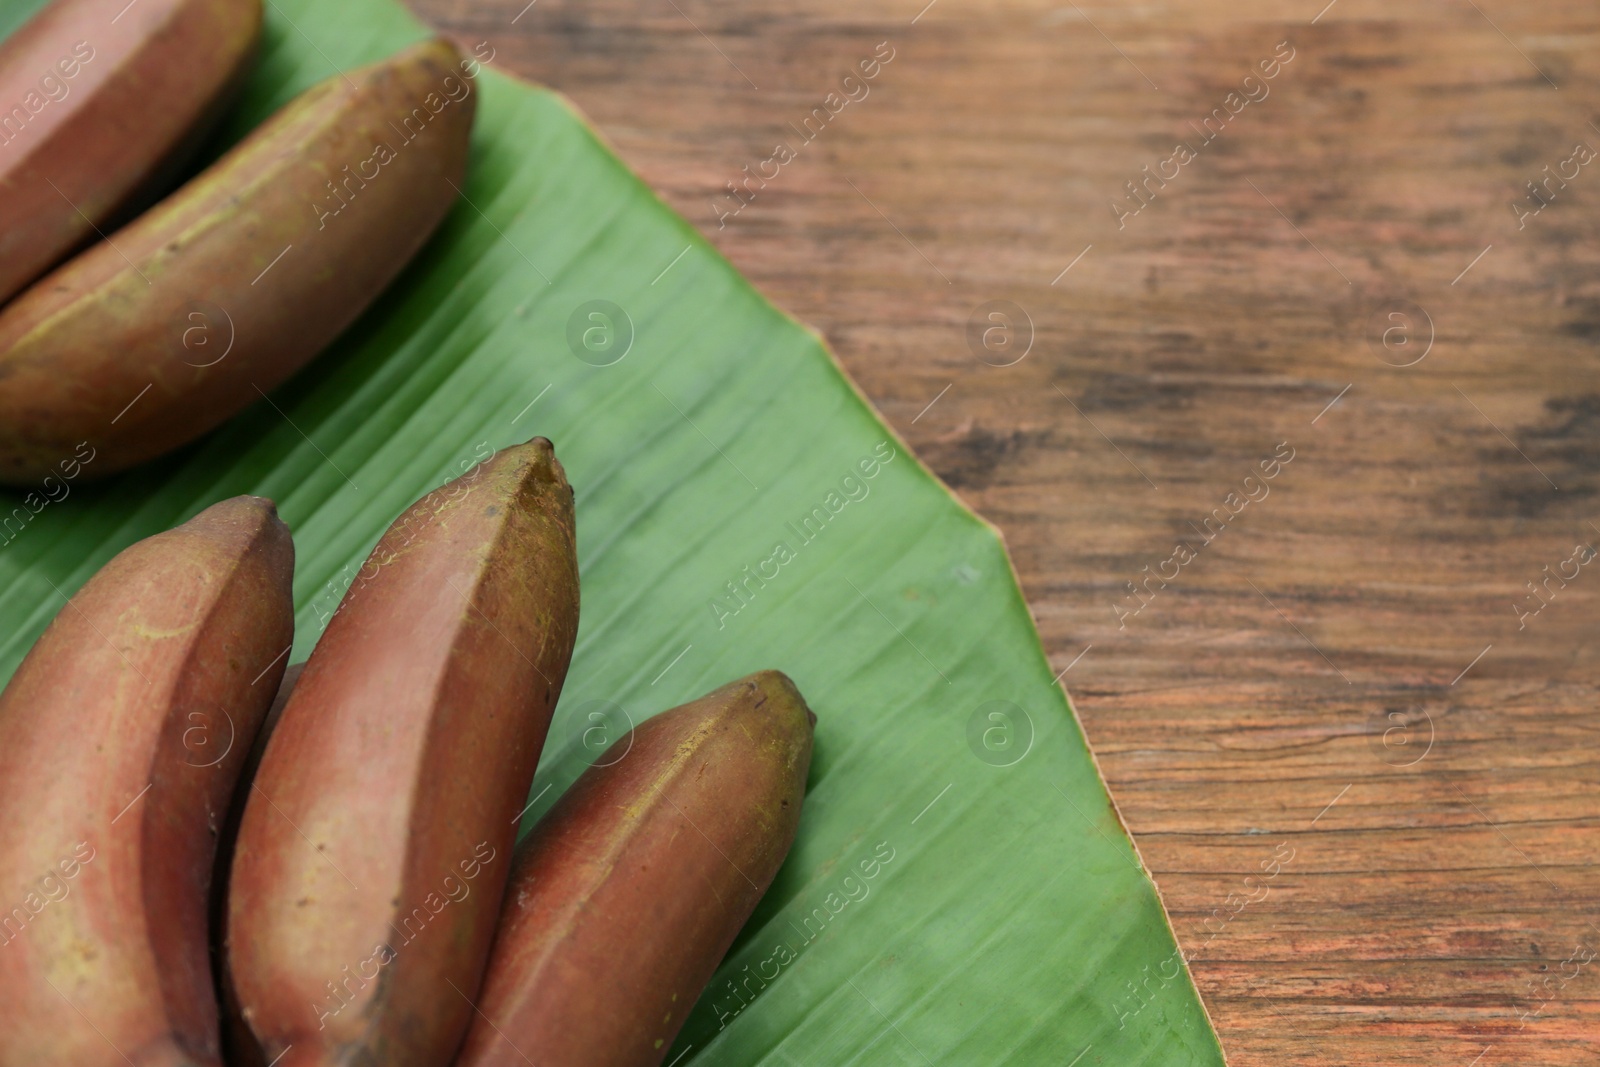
[409,0,1600,1061]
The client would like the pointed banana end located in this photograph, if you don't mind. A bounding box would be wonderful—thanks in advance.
[182,495,289,542]
[745,670,816,730]
[413,34,467,68]
[514,436,569,488]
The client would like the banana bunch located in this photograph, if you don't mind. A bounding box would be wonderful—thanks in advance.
[0,11,813,1062]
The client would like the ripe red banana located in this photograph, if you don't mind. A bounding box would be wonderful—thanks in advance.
[0,36,476,484]
[0,496,295,1067]
[226,437,581,1067]
[456,671,815,1067]
[213,661,302,1067]
[0,0,261,304]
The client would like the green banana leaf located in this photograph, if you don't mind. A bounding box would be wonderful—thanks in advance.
[0,1,1225,1062]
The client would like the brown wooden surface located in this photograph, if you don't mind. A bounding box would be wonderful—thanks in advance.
[411,1,1600,1062]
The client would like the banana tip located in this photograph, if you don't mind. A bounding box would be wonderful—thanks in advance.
[238,495,286,529]
[191,494,282,526]
[747,669,814,730]
[516,436,568,487]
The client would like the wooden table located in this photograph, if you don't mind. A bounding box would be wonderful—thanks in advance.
[412,0,1600,1061]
